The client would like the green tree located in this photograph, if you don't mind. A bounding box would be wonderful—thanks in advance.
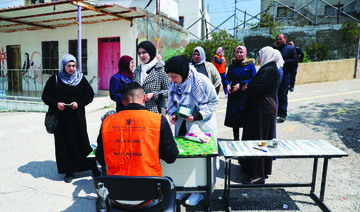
[339,21,360,57]
[182,30,243,65]
[307,42,329,61]
[248,0,280,39]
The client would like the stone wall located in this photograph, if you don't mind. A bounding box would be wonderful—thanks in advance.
[237,24,357,60]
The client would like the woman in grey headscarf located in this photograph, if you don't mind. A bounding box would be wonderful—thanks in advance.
[239,46,281,184]
[42,54,100,183]
[191,46,221,94]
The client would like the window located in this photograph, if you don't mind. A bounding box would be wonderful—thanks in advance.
[179,16,184,27]
[42,41,58,74]
[325,5,344,16]
[69,39,88,75]
[277,7,294,17]
[31,0,45,4]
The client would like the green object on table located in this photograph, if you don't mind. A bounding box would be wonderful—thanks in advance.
[174,136,218,157]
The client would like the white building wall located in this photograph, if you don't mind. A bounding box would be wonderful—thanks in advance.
[0,20,137,93]
[178,0,210,40]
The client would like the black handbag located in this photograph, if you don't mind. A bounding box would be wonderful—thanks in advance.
[45,74,59,134]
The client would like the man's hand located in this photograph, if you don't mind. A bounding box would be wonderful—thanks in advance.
[184,114,194,122]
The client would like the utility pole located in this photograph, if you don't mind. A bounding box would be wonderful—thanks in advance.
[201,0,205,40]
[234,0,237,37]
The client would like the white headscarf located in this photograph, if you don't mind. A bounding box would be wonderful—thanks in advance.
[259,46,284,69]
[191,46,206,65]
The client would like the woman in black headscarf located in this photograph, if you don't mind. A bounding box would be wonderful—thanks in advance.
[42,54,100,183]
[133,41,170,116]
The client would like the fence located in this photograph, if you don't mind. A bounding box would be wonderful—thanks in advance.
[0,68,58,98]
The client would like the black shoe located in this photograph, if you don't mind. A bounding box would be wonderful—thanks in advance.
[289,87,294,92]
[92,168,101,177]
[243,177,265,184]
[277,116,286,123]
[64,173,73,183]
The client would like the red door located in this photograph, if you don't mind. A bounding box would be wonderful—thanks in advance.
[98,37,120,90]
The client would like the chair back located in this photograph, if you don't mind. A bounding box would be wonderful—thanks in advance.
[94,175,173,211]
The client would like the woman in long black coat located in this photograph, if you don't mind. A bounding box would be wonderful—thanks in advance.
[224,46,256,141]
[42,54,100,183]
[240,46,281,184]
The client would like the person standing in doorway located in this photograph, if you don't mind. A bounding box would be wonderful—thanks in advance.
[288,41,304,92]
[273,34,298,123]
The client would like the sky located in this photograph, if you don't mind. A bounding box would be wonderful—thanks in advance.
[206,0,261,36]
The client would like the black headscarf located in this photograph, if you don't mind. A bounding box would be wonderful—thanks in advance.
[165,55,189,83]
[137,41,156,63]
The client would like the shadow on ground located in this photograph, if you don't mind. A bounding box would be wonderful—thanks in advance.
[288,100,360,153]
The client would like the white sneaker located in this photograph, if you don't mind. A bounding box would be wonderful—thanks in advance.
[185,193,204,206]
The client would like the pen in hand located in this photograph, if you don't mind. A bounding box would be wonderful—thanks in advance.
[253,147,267,152]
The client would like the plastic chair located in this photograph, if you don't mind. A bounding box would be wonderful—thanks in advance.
[94,175,177,212]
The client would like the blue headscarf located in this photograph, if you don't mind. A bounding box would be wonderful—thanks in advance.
[58,54,83,86]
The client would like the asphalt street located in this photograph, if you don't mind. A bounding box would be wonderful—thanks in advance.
[0,78,359,212]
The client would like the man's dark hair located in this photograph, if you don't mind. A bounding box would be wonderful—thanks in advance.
[122,82,142,95]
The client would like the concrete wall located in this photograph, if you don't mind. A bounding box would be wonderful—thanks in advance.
[295,58,358,84]
[238,24,356,60]
[260,0,360,26]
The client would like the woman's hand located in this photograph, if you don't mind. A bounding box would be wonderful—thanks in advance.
[184,114,194,122]
[232,83,240,93]
[145,93,154,101]
[70,102,78,109]
[242,84,248,91]
[58,102,66,111]
[170,115,177,125]
[227,84,232,94]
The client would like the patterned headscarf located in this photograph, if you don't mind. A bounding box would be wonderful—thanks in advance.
[58,54,83,86]
[235,46,247,59]
[259,46,283,68]
[166,55,209,116]
[191,46,206,65]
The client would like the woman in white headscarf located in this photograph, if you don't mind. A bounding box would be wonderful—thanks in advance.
[239,46,281,184]
[42,54,100,183]
[191,46,221,94]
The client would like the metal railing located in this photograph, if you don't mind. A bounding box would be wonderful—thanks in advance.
[0,68,58,99]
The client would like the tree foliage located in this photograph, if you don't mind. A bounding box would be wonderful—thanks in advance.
[339,21,360,57]
[307,42,329,61]
[182,30,243,64]
[247,0,280,39]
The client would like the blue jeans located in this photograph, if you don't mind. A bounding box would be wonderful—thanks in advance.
[289,67,298,89]
[220,73,227,95]
[278,73,290,118]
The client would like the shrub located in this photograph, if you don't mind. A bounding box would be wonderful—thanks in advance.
[306,42,329,61]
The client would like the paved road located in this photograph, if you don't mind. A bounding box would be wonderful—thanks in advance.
[0,78,359,211]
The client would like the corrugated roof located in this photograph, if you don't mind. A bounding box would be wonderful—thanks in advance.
[0,0,146,33]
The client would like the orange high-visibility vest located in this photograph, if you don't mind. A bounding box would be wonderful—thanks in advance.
[213,54,226,74]
[101,110,162,177]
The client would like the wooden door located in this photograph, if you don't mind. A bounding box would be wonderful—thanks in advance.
[98,37,120,90]
[6,45,22,93]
